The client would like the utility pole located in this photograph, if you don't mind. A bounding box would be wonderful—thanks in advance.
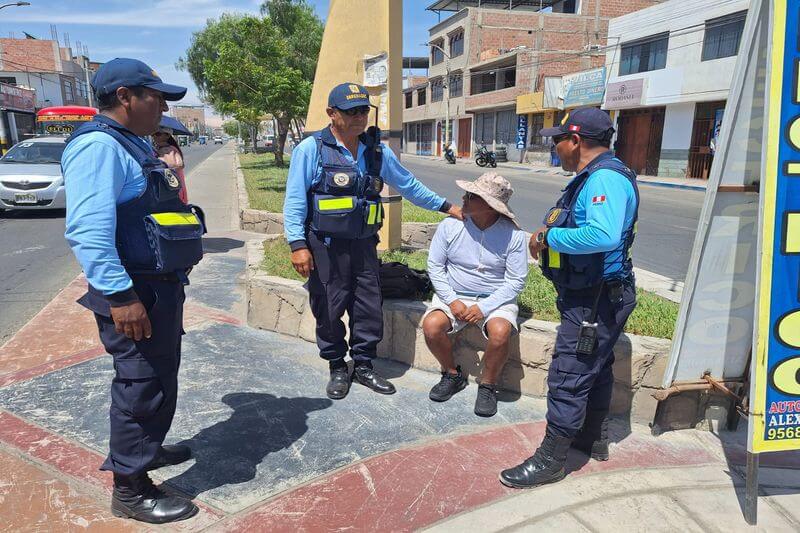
[429,41,452,156]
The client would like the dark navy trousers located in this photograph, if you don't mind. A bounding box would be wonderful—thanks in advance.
[79,277,185,476]
[546,280,637,438]
[306,231,383,363]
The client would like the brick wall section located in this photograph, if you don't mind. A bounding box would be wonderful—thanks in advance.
[0,39,58,72]
[582,0,664,18]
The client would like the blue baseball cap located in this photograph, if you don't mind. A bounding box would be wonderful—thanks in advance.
[92,58,187,101]
[539,107,614,141]
[328,82,372,110]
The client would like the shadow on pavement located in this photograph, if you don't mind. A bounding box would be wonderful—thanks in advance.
[202,237,244,254]
[165,392,332,498]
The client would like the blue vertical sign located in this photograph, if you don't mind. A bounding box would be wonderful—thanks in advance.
[752,0,800,453]
[516,115,528,150]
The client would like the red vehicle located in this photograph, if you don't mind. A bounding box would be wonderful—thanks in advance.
[36,105,97,136]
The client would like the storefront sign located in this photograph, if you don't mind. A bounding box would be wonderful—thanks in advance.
[751,0,800,454]
[0,82,35,113]
[604,78,644,109]
[562,67,606,108]
[516,115,527,150]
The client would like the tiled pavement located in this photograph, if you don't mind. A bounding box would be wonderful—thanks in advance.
[1,146,798,532]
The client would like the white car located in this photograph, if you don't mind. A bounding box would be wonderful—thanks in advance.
[0,136,67,212]
[213,136,223,144]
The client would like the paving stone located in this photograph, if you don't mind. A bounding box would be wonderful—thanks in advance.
[572,493,705,533]
[673,487,797,532]
[0,448,143,532]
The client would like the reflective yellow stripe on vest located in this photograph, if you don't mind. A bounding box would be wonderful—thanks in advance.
[548,248,561,269]
[368,203,378,224]
[318,197,354,211]
[150,212,200,226]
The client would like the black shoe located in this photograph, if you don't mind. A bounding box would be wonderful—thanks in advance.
[499,429,572,489]
[571,410,610,461]
[146,445,192,471]
[112,473,198,524]
[474,383,498,417]
[429,366,467,402]
[326,365,351,400]
[352,365,396,395]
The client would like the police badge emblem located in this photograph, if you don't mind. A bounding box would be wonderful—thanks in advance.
[333,172,351,187]
[164,169,181,189]
[546,208,562,225]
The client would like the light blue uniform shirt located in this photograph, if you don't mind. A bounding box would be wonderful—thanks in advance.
[283,135,447,244]
[546,168,637,277]
[427,217,528,316]
[62,131,152,295]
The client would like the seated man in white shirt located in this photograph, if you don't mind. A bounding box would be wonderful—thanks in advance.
[422,172,528,417]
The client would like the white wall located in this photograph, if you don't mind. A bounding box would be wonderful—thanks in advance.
[604,0,749,107]
[661,102,696,150]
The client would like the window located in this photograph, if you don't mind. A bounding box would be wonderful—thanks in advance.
[64,79,74,102]
[619,34,668,76]
[0,76,17,85]
[449,73,463,98]
[431,40,445,65]
[475,112,494,144]
[528,114,547,148]
[407,123,417,142]
[450,31,464,58]
[405,91,413,109]
[431,78,444,102]
[417,87,427,106]
[471,67,516,95]
[495,110,515,146]
[702,11,746,61]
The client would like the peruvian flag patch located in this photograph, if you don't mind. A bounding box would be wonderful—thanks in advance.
[592,195,606,205]
[568,124,581,132]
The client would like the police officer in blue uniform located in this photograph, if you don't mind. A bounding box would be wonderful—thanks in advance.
[284,83,462,400]
[500,107,639,488]
[63,59,204,523]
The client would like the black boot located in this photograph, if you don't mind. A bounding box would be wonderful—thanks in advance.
[112,473,198,524]
[326,360,351,400]
[352,363,396,395]
[571,410,609,461]
[499,429,572,489]
[146,444,192,471]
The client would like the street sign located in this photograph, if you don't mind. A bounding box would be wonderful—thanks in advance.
[750,0,800,455]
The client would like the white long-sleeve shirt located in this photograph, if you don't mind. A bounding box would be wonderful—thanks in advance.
[427,216,528,316]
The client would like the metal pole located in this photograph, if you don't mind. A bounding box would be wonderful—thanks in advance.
[445,59,450,156]
[83,56,94,108]
[744,452,759,525]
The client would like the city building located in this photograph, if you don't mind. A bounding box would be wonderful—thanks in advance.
[402,0,662,162]
[0,81,36,153]
[0,36,92,109]
[170,105,206,137]
[602,0,750,178]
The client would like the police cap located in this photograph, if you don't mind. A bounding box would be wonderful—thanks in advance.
[328,82,372,110]
[539,107,614,142]
[92,58,187,101]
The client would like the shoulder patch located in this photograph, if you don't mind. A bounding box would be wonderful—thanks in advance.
[592,195,606,205]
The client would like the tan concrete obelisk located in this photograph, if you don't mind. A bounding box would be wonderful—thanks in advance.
[305,0,404,250]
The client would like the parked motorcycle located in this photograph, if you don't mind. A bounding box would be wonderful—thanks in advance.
[475,144,497,168]
[444,145,456,164]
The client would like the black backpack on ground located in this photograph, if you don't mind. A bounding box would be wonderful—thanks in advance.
[379,261,432,299]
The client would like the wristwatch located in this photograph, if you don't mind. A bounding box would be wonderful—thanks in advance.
[536,228,549,247]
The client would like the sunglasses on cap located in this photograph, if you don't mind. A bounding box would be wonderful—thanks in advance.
[337,106,370,116]
[552,134,570,146]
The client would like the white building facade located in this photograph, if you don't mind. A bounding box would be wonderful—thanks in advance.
[603,0,750,178]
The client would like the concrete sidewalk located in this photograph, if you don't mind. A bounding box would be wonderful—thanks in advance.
[402,153,709,191]
[1,145,797,532]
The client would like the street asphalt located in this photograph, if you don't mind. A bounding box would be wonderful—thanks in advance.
[402,156,705,281]
[0,141,225,345]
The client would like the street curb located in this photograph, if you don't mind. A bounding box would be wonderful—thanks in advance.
[401,153,708,192]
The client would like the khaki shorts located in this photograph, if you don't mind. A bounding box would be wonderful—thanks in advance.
[423,293,519,339]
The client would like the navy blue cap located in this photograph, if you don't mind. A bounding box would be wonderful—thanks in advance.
[159,116,193,136]
[92,58,187,101]
[328,82,372,110]
[539,107,614,141]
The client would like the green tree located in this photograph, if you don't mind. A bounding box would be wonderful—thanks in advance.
[178,5,323,166]
[261,0,324,159]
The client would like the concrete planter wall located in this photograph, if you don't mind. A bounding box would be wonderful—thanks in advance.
[246,239,671,424]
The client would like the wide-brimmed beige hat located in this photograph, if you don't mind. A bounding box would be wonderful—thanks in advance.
[456,172,519,228]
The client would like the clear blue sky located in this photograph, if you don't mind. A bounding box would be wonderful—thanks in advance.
[0,0,439,119]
